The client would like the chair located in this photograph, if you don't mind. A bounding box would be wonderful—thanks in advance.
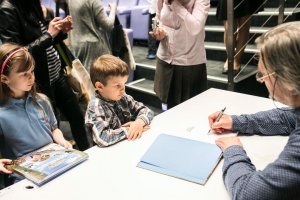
[117,0,139,28]
[130,0,151,40]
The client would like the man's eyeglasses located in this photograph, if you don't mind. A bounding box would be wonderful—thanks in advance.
[256,71,276,83]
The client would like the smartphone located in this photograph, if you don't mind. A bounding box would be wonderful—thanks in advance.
[152,18,159,32]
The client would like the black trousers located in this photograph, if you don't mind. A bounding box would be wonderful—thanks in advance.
[39,74,89,151]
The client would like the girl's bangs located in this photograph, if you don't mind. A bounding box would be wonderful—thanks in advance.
[15,51,35,73]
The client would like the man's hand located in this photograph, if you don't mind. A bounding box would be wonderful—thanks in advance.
[215,137,243,151]
[208,112,233,134]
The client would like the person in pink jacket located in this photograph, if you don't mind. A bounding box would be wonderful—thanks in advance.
[150,0,210,109]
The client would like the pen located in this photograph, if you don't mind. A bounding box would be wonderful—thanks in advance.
[208,107,226,134]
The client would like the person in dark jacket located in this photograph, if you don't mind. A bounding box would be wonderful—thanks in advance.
[0,0,89,151]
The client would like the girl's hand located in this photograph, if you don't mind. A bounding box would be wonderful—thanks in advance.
[58,140,73,149]
[0,159,13,174]
[215,136,243,151]
[208,112,233,134]
[52,128,73,149]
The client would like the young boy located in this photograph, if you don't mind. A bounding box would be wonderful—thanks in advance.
[85,55,154,147]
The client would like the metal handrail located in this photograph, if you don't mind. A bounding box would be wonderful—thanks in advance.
[226,0,287,91]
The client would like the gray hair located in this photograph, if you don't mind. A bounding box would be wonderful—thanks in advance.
[255,21,300,94]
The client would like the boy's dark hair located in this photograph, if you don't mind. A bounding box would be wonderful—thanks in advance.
[90,54,129,86]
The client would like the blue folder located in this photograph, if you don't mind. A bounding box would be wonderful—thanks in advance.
[137,134,223,185]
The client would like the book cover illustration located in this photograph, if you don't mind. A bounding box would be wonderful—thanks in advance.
[7,143,88,186]
[137,134,223,185]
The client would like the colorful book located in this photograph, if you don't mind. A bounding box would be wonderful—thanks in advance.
[6,143,88,186]
[137,134,223,185]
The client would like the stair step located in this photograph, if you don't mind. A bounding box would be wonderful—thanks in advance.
[208,7,300,16]
[206,7,300,27]
[126,78,155,95]
[205,41,258,54]
[205,25,270,34]
[256,7,300,16]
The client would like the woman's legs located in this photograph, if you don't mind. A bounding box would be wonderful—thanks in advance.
[223,15,251,73]
[235,15,251,69]
[223,19,238,71]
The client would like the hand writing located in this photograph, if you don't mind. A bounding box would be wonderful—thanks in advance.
[208,112,233,134]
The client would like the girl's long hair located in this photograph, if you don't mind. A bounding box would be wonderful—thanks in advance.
[0,43,42,109]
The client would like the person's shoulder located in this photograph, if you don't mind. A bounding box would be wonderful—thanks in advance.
[87,95,105,111]
[0,102,13,120]
[0,105,9,112]
[0,99,13,111]
[88,0,103,10]
[36,93,52,108]
[36,93,50,102]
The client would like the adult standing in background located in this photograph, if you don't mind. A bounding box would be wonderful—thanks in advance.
[67,0,117,71]
[217,0,264,75]
[209,21,300,199]
[151,0,210,109]
[0,0,89,151]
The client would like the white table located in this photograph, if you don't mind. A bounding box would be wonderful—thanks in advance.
[0,88,288,200]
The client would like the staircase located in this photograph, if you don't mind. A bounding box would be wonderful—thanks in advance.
[126,0,300,110]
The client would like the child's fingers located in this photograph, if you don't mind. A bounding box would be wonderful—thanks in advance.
[137,131,142,139]
[122,122,131,127]
[2,167,13,174]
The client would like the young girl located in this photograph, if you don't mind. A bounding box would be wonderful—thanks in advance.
[0,43,72,186]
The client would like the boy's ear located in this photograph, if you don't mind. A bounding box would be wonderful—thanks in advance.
[0,74,9,84]
[94,81,104,91]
